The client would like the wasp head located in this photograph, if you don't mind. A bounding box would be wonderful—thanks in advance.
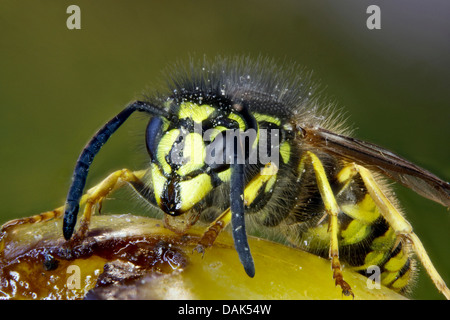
[145,101,238,216]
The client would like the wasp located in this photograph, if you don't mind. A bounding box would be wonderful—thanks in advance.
[1,56,449,299]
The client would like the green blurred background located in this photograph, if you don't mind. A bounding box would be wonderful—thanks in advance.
[0,0,448,299]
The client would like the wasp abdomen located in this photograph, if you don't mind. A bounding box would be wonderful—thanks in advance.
[275,156,416,294]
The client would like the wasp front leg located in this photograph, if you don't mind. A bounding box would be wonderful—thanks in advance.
[0,206,66,254]
[1,206,64,236]
[1,169,147,248]
[303,151,354,297]
[195,208,232,255]
[67,168,148,242]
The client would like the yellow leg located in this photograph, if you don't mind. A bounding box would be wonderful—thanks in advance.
[304,151,353,297]
[71,168,147,241]
[1,206,65,234]
[1,206,65,253]
[355,164,450,300]
[1,169,147,243]
[195,208,232,254]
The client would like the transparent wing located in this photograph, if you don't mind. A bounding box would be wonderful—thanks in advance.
[301,127,450,207]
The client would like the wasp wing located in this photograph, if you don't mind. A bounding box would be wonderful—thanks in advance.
[302,127,450,208]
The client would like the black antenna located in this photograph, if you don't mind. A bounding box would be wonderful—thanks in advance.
[229,102,257,277]
[63,101,168,240]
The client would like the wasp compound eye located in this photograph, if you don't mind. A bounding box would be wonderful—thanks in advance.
[146,116,165,161]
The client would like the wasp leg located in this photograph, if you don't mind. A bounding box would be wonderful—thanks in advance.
[195,208,232,255]
[355,164,450,300]
[0,206,66,254]
[1,206,65,235]
[0,195,97,250]
[1,169,145,237]
[304,151,354,297]
[0,191,103,244]
[1,169,148,249]
[68,168,148,243]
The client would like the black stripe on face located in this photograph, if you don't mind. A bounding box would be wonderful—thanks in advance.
[160,177,183,216]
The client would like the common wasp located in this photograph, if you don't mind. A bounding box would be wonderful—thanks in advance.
[1,56,449,299]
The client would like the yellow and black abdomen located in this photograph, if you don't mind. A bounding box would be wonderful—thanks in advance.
[337,191,416,294]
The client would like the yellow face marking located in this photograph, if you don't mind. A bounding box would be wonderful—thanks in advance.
[179,173,213,212]
[157,129,180,174]
[151,163,167,207]
[179,102,215,123]
[176,133,205,176]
